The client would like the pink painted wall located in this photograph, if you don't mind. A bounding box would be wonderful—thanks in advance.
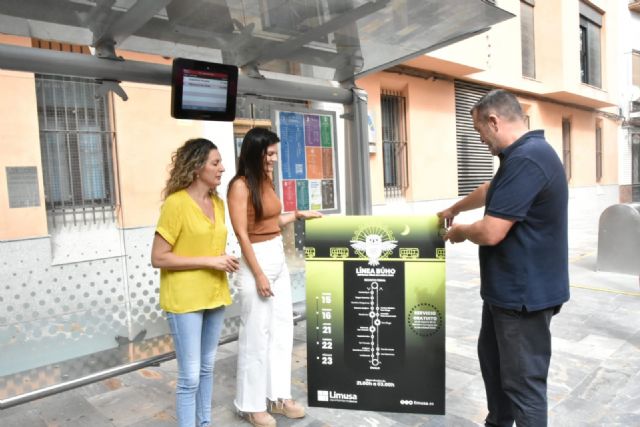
[358,71,619,202]
[358,73,458,205]
[0,35,48,239]
[112,82,206,228]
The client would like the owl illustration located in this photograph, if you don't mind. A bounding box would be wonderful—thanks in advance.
[350,234,397,266]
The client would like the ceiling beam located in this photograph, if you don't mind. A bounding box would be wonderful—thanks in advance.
[92,0,172,55]
[0,43,352,104]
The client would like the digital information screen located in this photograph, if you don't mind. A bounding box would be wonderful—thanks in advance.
[171,58,237,121]
[181,69,229,112]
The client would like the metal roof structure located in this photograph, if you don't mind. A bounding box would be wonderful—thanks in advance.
[0,0,513,216]
[0,0,515,409]
[0,0,512,85]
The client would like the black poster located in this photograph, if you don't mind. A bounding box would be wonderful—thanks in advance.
[305,216,446,414]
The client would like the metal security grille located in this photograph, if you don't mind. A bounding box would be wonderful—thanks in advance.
[35,75,116,227]
[562,118,572,180]
[381,90,408,199]
[454,80,493,196]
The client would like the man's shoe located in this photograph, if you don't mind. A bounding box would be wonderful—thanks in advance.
[269,399,305,419]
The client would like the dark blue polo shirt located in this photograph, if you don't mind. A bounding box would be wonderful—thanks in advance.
[479,130,570,311]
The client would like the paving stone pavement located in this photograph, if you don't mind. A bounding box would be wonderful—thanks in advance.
[1,205,639,426]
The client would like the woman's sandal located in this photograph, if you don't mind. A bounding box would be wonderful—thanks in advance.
[240,411,276,427]
[268,398,305,419]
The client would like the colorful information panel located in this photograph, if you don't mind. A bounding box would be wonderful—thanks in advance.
[305,215,445,414]
[275,110,339,213]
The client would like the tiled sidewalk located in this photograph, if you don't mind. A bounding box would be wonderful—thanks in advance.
[1,215,639,426]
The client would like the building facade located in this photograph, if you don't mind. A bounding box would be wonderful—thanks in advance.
[359,0,623,210]
[0,0,631,400]
[618,1,640,202]
[0,34,315,384]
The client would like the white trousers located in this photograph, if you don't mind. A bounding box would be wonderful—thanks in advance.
[234,235,294,412]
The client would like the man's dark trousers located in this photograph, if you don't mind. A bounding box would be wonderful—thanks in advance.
[478,302,556,427]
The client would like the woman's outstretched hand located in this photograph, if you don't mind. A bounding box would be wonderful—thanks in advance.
[297,210,323,220]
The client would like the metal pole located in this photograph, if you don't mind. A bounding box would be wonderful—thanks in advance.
[343,84,372,215]
[0,43,352,104]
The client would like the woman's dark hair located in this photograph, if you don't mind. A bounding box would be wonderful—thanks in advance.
[163,138,217,199]
[229,127,280,219]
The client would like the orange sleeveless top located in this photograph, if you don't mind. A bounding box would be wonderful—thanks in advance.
[246,178,282,243]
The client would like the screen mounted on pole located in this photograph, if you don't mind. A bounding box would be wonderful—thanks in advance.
[171,58,238,121]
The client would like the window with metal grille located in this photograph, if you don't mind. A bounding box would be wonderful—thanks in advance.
[35,74,116,227]
[595,122,602,182]
[562,118,572,180]
[454,80,493,196]
[381,90,408,199]
[579,1,602,88]
[520,0,536,78]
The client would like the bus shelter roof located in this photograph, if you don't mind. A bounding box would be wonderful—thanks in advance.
[0,0,513,84]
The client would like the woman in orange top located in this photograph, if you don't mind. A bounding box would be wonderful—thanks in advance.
[151,138,239,427]
[228,128,321,427]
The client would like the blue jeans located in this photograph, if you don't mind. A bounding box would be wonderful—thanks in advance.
[166,306,226,427]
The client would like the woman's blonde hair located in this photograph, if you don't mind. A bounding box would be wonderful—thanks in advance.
[163,138,217,199]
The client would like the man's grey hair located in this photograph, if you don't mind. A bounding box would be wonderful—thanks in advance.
[471,89,524,122]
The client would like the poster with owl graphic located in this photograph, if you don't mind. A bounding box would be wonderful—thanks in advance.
[305,215,446,414]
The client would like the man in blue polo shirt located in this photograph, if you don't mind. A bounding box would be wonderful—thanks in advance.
[438,89,569,427]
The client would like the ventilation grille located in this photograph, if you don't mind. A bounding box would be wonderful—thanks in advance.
[6,166,40,208]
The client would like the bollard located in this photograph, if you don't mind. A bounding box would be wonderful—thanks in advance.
[596,203,640,275]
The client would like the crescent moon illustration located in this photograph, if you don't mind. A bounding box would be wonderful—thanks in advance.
[400,224,410,236]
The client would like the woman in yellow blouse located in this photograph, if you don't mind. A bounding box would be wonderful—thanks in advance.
[151,138,239,427]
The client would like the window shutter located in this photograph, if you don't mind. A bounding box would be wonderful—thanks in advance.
[454,81,493,196]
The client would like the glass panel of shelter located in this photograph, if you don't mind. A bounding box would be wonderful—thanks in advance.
[0,0,516,407]
[233,96,310,305]
[0,75,158,405]
[0,93,316,407]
